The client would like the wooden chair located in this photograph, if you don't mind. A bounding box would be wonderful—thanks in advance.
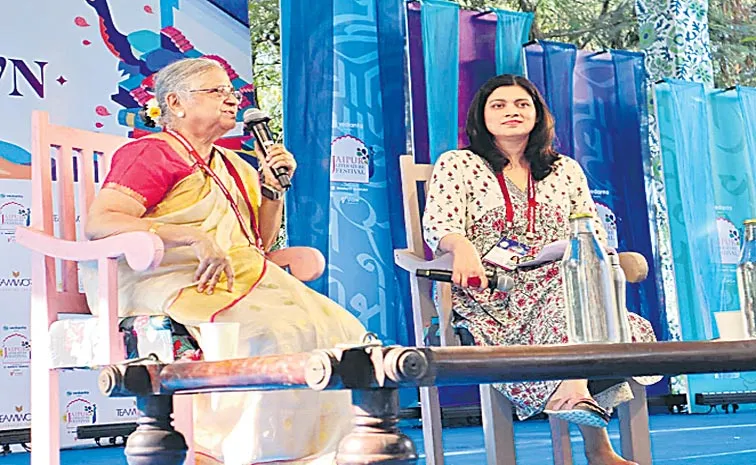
[394,154,652,465]
[16,111,326,465]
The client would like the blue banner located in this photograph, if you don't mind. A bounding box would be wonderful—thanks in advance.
[739,87,756,197]
[525,46,666,343]
[281,0,334,294]
[609,51,667,341]
[421,0,459,162]
[655,81,723,343]
[525,41,577,155]
[376,0,413,345]
[494,10,533,76]
[326,0,407,346]
[657,83,756,412]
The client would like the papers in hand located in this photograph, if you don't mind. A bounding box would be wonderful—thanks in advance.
[516,240,568,269]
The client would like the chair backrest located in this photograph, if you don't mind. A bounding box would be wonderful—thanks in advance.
[30,111,129,314]
[399,155,435,259]
[398,154,456,346]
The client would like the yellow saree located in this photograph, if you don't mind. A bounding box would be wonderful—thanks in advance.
[81,138,366,464]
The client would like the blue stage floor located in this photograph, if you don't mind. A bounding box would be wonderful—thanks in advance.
[2,411,756,464]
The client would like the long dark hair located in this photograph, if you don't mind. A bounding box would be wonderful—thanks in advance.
[464,74,558,181]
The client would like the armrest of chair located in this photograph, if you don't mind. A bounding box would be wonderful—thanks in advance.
[394,249,453,273]
[15,227,164,271]
[267,246,325,282]
[618,251,648,284]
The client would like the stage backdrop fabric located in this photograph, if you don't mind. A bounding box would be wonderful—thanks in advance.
[495,10,533,77]
[408,2,534,163]
[280,0,335,296]
[420,0,459,164]
[0,0,253,445]
[656,80,756,412]
[523,44,667,339]
[282,0,411,346]
[406,2,535,407]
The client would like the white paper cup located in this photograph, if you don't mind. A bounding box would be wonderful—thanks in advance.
[199,322,240,410]
[714,311,747,341]
[199,322,240,361]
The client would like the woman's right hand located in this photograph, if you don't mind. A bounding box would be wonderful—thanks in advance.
[444,236,488,290]
[189,234,235,295]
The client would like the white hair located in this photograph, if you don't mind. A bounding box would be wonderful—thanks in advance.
[153,58,225,126]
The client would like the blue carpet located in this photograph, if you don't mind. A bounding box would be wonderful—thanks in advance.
[2,412,756,464]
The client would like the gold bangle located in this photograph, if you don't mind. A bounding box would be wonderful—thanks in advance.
[148,222,164,235]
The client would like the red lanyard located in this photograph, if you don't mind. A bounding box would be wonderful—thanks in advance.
[164,129,263,250]
[495,170,537,238]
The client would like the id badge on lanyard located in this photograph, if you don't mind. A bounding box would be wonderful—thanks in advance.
[481,171,538,271]
[495,170,537,239]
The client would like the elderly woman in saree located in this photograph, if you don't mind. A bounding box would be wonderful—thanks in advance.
[82,57,365,465]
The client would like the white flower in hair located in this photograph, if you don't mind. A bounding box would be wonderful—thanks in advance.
[145,98,161,124]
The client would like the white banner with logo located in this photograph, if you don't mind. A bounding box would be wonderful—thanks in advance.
[0,0,253,447]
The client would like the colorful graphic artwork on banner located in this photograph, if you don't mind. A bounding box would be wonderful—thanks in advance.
[0,0,253,441]
[1,0,254,181]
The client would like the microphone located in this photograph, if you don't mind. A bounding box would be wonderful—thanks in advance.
[242,108,291,190]
[416,269,514,292]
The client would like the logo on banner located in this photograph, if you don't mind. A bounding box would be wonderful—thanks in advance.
[716,216,741,265]
[330,135,372,184]
[0,405,31,426]
[595,202,618,249]
[62,395,97,431]
[0,200,30,239]
[0,329,31,374]
[0,271,31,290]
[116,399,138,419]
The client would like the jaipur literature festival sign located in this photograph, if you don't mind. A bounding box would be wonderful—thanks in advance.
[0,0,253,447]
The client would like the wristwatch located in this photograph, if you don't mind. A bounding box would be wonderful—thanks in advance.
[261,183,283,201]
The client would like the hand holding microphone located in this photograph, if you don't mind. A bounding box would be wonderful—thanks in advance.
[243,108,296,191]
[416,268,514,292]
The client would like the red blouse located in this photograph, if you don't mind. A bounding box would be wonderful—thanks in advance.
[103,139,194,210]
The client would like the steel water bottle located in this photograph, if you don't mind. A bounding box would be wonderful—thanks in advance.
[608,252,633,342]
[561,213,622,343]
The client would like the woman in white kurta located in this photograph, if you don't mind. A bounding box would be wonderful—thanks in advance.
[423,74,655,465]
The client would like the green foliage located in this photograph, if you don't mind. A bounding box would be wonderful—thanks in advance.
[249,0,286,248]
[455,0,755,87]
[247,0,755,118]
[709,0,756,87]
[249,0,283,136]
[451,0,640,51]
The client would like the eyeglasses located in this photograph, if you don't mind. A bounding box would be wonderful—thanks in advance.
[189,85,243,101]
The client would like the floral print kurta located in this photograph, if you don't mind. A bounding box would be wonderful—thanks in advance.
[422,149,656,419]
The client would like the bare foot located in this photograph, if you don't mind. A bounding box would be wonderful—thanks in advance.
[586,449,638,465]
[582,425,637,465]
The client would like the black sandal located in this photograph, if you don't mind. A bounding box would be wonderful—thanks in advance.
[544,398,610,428]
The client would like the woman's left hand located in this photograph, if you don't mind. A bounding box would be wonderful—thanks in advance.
[257,142,297,192]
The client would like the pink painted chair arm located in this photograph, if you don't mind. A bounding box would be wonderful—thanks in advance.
[15,227,164,271]
[267,247,325,282]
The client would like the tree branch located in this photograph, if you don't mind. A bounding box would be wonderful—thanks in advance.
[541,18,631,39]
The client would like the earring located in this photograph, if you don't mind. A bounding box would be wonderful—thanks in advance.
[177,111,185,118]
